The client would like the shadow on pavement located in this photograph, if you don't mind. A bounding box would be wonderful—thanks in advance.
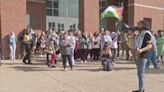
[116,61,135,65]
[145,69,164,74]
[114,67,136,71]
[9,66,55,72]
[75,68,103,72]
[75,67,136,72]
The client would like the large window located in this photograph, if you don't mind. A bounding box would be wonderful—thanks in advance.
[58,23,64,31]
[46,0,79,31]
[48,22,56,29]
[70,24,77,31]
[46,0,78,18]
[68,0,79,18]
[47,0,59,16]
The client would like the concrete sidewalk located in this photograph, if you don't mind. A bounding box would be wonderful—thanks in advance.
[0,59,164,92]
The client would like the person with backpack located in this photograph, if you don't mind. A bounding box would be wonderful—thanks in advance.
[8,32,17,60]
[22,32,33,64]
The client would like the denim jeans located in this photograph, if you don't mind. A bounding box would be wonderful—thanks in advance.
[111,48,117,62]
[62,55,72,69]
[70,48,75,64]
[135,58,148,92]
[146,50,158,69]
[9,44,16,60]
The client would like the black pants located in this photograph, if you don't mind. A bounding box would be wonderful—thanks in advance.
[62,55,72,69]
[46,54,50,64]
[86,49,93,59]
[93,48,100,60]
[80,49,88,61]
[111,48,117,62]
[23,44,32,63]
[117,43,120,57]
[126,48,130,60]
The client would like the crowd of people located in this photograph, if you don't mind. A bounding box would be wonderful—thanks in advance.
[4,20,164,92]
[7,26,164,70]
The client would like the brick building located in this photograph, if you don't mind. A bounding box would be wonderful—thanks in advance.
[0,0,164,59]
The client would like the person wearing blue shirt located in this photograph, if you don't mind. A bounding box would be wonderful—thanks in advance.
[8,32,17,60]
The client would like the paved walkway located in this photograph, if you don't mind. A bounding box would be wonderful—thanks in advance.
[0,58,164,92]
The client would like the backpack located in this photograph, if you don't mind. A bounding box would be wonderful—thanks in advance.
[23,34,31,44]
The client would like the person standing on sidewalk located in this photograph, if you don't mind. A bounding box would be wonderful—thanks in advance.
[68,30,76,65]
[22,32,33,64]
[100,30,112,50]
[156,30,164,64]
[146,30,159,69]
[110,32,119,62]
[80,32,88,63]
[8,32,17,61]
[60,32,73,71]
[92,32,101,61]
[45,29,53,65]
[132,20,153,92]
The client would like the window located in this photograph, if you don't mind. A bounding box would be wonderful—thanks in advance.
[58,23,64,31]
[48,22,56,29]
[46,0,59,16]
[47,1,52,8]
[68,0,79,18]
[70,24,77,31]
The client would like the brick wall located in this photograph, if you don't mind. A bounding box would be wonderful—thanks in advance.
[79,0,99,34]
[0,0,26,59]
[134,0,164,8]
[128,0,164,31]
[134,6,164,31]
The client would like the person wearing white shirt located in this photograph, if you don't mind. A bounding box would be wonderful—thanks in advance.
[67,31,76,65]
[100,30,112,50]
[110,32,119,63]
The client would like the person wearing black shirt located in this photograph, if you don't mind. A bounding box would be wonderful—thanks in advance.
[132,20,152,92]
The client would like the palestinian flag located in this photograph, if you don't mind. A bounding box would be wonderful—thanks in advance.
[101,6,123,19]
